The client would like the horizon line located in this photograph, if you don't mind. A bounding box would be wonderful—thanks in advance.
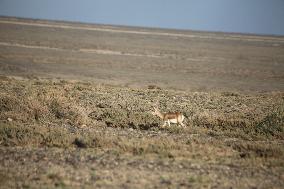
[1,15,284,38]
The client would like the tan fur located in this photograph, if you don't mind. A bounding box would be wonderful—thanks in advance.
[152,107,185,127]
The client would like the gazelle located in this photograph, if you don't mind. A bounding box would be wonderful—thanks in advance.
[152,107,185,127]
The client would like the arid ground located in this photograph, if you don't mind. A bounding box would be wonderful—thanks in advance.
[0,17,284,188]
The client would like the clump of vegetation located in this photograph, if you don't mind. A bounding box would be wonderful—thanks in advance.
[0,81,90,128]
[0,78,283,144]
[191,103,284,140]
[0,123,73,147]
[0,94,31,122]
[253,106,284,139]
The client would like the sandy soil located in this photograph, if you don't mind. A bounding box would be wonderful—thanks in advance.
[0,17,284,92]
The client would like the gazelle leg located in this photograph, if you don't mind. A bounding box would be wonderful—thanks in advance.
[177,117,185,127]
[168,120,171,127]
[162,122,167,128]
[177,119,182,127]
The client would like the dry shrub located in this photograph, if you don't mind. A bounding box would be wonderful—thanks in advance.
[192,110,250,132]
[192,106,284,139]
[99,107,158,130]
[253,106,284,139]
[27,97,49,121]
[42,88,91,126]
[45,91,90,127]
[147,85,161,90]
[0,86,90,128]
[0,123,74,147]
[0,94,30,122]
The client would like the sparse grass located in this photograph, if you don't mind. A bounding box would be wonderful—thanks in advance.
[0,78,283,188]
[187,175,212,188]
[227,141,284,159]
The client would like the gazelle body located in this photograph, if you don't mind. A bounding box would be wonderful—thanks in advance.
[152,107,185,127]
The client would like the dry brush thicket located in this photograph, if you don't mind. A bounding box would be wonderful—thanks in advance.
[0,77,283,146]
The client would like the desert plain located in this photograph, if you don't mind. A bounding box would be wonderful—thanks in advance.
[0,16,284,188]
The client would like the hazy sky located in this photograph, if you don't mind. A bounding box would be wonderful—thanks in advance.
[0,0,284,36]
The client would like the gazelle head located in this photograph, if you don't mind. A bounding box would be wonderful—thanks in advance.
[151,100,160,115]
[151,107,160,116]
